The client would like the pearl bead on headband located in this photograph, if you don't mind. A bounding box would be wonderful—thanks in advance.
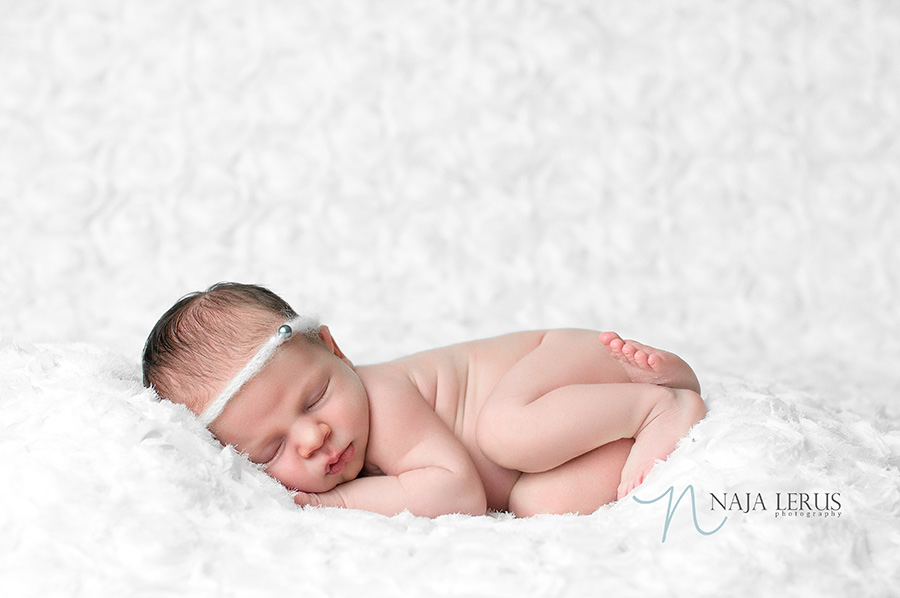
[198,315,319,426]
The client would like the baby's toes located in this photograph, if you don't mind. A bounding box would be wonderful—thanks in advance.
[599,332,622,346]
[633,350,650,367]
[617,481,629,501]
[617,473,645,501]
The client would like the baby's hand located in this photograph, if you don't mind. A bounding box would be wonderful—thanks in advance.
[292,491,318,507]
[293,488,346,509]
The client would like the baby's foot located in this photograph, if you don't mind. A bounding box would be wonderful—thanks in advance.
[617,388,706,500]
[599,332,700,393]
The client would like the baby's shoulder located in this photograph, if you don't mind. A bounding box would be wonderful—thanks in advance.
[358,341,471,408]
[355,360,418,398]
[354,361,447,440]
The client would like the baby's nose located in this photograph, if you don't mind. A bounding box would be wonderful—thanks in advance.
[294,421,331,459]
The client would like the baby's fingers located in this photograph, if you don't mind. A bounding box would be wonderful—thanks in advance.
[293,491,319,507]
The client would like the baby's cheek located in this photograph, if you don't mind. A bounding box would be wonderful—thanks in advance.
[267,463,306,492]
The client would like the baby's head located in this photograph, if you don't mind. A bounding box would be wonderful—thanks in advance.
[142,282,319,414]
[143,282,370,493]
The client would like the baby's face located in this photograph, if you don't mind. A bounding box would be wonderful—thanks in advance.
[209,329,369,494]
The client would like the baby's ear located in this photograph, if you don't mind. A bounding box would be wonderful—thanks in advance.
[318,325,352,364]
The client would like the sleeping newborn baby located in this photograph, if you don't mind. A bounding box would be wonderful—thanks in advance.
[142,282,705,517]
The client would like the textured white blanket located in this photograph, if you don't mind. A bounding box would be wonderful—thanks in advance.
[1,339,897,597]
[2,0,900,595]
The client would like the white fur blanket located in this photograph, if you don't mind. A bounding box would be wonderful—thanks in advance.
[2,339,897,597]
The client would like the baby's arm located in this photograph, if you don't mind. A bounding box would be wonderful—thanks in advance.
[295,366,488,517]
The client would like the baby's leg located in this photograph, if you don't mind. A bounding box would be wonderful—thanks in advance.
[598,332,701,393]
[475,330,706,498]
[508,438,633,517]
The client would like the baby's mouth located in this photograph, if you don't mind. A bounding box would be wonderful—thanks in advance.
[325,444,355,476]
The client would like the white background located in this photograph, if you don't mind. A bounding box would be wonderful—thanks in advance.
[2,0,899,396]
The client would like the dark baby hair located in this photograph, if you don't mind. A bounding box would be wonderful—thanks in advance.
[141,282,307,410]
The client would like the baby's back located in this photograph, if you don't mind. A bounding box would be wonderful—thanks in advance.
[393,330,547,432]
[385,329,629,508]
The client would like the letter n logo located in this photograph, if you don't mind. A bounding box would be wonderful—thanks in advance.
[633,485,728,543]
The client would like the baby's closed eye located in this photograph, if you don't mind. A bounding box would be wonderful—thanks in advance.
[255,437,285,466]
[305,381,329,411]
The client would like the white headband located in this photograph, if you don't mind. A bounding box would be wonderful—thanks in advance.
[199,315,319,426]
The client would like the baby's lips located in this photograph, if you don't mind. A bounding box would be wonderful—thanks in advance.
[326,444,355,475]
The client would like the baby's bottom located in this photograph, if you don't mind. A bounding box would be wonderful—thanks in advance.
[508,438,633,517]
